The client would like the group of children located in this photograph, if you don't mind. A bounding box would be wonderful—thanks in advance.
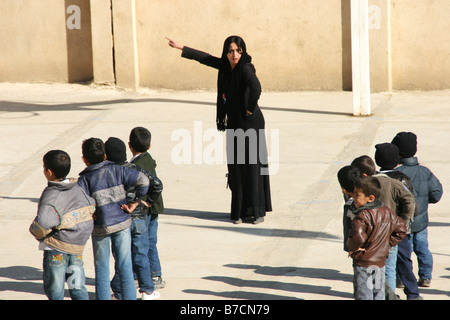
[29,126,165,300]
[338,131,443,300]
[27,126,443,301]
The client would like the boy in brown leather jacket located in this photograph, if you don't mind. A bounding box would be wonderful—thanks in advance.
[347,177,407,300]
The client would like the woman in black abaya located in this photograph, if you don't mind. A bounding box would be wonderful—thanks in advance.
[167,35,272,224]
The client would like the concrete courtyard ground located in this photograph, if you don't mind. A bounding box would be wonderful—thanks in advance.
[0,83,449,301]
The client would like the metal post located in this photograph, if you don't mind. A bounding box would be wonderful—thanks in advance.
[351,0,371,116]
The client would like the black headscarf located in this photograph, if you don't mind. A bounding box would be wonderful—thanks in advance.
[216,36,252,131]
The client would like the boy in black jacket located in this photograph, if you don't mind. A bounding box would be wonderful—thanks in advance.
[337,165,359,252]
[392,132,443,288]
[129,127,166,290]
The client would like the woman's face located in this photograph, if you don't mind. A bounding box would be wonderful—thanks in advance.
[227,42,242,69]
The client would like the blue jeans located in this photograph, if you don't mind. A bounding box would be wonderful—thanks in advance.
[385,245,398,292]
[92,227,136,300]
[411,228,433,280]
[148,214,162,278]
[353,265,386,300]
[43,249,89,300]
[111,216,154,298]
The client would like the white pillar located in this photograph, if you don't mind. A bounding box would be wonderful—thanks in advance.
[351,0,371,116]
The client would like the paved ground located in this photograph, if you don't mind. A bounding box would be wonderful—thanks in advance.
[0,83,449,301]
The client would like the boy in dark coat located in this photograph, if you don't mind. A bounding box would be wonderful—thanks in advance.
[374,142,423,299]
[392,132,443,287]
[337,165,359,252]
[128,127,166,290]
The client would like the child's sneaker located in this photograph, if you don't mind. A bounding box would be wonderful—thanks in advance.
[418,278,431,287]
[153,276,166,289]
[141,291,160,300]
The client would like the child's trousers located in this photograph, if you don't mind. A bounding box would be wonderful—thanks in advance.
[43,249,89,300]
[353,265,386,300]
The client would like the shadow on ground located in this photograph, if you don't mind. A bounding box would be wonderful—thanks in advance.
[183,264,353,300]
[0,266,95,299]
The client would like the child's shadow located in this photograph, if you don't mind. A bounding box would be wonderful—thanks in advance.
[0,266,95,299]
[0,196,39,203]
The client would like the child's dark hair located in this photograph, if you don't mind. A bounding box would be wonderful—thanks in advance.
[129,127,151,152]
[354,176,381,199]
[351,155,376,176]
[43,150,71,179]
[337,165,361,192]
[82,138,105,165]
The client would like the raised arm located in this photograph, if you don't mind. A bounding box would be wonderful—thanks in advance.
[166,36,221,69]
[166,37,184,50]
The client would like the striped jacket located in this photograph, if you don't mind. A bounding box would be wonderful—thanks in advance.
[77,161,149,235]
[29,178,96,255]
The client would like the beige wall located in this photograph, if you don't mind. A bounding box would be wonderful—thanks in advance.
[0,0,449,91]
[0,0,68,82]
[391,0,450,90]
[137,0,344,91]
[0,0,93,83]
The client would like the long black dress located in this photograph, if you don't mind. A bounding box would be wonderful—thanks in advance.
[181,46,272,222]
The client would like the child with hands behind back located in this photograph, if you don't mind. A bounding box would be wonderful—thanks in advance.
[347,176,407,300]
